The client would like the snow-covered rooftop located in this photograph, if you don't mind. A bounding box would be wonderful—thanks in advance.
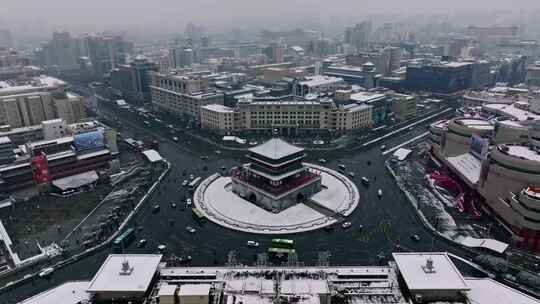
[524,187,540,200]
[350,91,386,103]
[465,278,539,304]
[0,76,66,97]
[0,136,11,145]
[392,252,470,292]
[142,149,164,163]
[297,75,343,87]
[341,103,372,112]
[446,153,482,185]
[157,284,177,296]
[52,170,98,191]
[458,236,509,254]
[20,281,90,304]
[202,104,234,113]
[502,144,540,162]
[87,254,162,293]
[483,102,540,121]
[281,279,329,295]
[249,138,304,160]
[178,284,211,296]
[392,148,412,161]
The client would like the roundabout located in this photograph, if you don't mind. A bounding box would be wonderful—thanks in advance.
[193,163,360,234]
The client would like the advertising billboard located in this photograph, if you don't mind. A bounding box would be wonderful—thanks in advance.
[31,154,51,184]
[470,134,489,160]
[73,130,105,152]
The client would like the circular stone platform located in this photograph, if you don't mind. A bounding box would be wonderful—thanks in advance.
[193,163,359,234]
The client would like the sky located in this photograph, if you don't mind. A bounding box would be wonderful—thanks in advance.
[2,0,540,35]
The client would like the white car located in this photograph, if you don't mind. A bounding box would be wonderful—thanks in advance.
[39,267,54,277]
[341,222,352,229]
[186,199,192,206]
[173,136,179,142]
[186,226,196,233]
[158,244,167,251]
[247,240,260,248]
[182,180,188,186]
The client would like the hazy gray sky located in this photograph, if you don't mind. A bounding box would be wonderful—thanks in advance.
[2,0,540,35]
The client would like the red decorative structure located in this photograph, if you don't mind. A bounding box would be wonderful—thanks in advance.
[31,154,51,184]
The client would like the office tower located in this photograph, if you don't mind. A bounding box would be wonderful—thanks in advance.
[345,21,372,50]
[169,47,194,68]
[87,34,128,78]
[0,28,13,49]
[41,31,81,71]
[263,43,284,64]
[110,56,159,104]
[200,36,210,47]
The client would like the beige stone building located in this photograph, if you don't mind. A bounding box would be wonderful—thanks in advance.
[200,104,235,132]
[200,98,373,134]
[0,91,86,128]
[391,93,417,121]
[150,71,224,118]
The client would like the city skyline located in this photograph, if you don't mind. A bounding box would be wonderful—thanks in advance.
[2,0,540,38]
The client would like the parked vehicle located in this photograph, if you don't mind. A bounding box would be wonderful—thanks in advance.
[186,226,196,233]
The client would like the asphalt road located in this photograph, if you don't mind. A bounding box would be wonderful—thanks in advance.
[1,99,477,303]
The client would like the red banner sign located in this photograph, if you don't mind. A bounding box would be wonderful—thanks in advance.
[31,154,51,184]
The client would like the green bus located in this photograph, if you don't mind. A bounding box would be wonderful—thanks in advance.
[112,227,136,253]
[192,208,207,224]
[268,238,295,255]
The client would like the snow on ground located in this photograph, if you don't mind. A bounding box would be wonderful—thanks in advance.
[308,164,359,216]
[197,177,334,234]
[194,165,359,234]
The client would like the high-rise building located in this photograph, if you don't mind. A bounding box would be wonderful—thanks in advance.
[110,56,159,105]
[0,136,14,165]
[0,28,13,49]
[526,61,540,87]
[200,36,210,47]
[0,76,85,127]
[41,31,81,71]
[150,71,224,118]
[87,34,128,78]
[169,47,194,68]
[346,47,398,76]
[263,43,284,64]
[344,21,372,50]
[405,61,474,95]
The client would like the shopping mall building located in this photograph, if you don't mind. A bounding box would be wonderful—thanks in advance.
[428,99,540,251]
[0,119,118,194]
